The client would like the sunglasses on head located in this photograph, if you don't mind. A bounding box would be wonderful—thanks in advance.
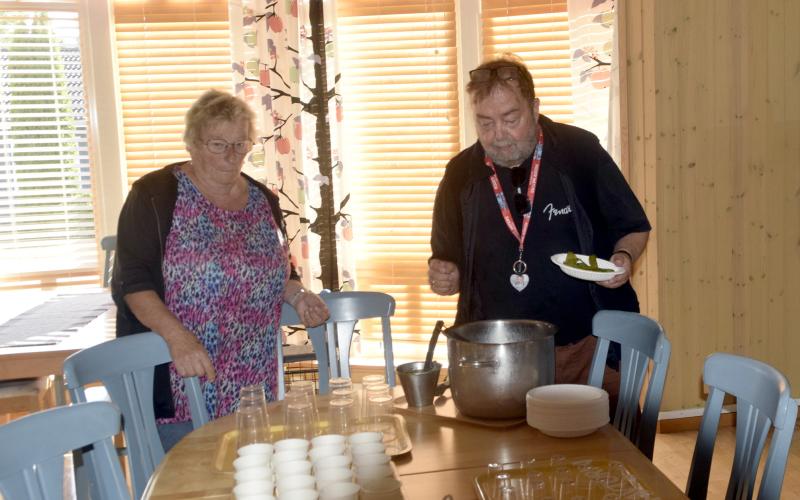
[469,65,522,83]
[511,167,531,214]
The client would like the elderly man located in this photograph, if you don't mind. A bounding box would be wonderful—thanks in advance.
[428,55,650,387]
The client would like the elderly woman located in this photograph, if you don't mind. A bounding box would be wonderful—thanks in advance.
[112,89,328,450]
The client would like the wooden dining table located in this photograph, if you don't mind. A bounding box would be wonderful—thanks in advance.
[0,296,116,404]
[143,392,687,499]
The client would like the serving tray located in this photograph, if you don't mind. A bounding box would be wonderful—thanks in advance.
[213,414,412,472]
[473,457,656,500]
[393,388,527,429]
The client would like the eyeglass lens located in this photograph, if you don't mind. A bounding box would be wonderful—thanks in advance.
[469,65,520,83]
[510,167,531,214]
[205,139,252,154]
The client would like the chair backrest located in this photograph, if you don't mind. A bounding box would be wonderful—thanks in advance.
[686,353,797,500]
[587,310,671,460]
[0,401,129,500]
[319,291,396,386]
[276,302,331,399]
[63,332,208,500]
[100,235,117,288]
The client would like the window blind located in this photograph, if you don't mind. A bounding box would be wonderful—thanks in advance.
[335,0,460,362]
[0,7,98,286]
[482,0,573,122]
[113,0,232,186]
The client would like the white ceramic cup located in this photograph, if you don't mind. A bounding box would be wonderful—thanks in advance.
[309,444,346,463]
[273,450,308,467]
[234,467,273,483]
[347,432,382,446]
[236,494,275,500]
[239,443,275,457]
[311,434,346,448]
[275,438,310,454]
[353,464,394,482]
[277,474,316,494]
[234,454,271,472]
[274,460,312,478]
[352,452,391,468]
[277,488,318,500]
[313,454,352,472]
[349,441,385,456]
[315,467,354,490]
[232,479,274,498]
[319,482,360,500]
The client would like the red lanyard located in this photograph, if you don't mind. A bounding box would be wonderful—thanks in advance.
[484,127,544,254]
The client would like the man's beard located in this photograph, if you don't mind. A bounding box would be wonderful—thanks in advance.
[484,125,537,168]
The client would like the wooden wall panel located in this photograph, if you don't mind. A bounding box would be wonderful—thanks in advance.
[622,0,800,410]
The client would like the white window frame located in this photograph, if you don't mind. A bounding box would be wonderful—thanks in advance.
[0,0,126,275]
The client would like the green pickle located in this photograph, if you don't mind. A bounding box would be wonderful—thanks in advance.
[563,252,613,272]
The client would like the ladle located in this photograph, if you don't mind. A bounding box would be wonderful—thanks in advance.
[424,320,445,371]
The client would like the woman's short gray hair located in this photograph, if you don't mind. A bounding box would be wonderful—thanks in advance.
[183,89,256,146]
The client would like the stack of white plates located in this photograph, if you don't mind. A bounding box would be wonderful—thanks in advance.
[526,384,610,438]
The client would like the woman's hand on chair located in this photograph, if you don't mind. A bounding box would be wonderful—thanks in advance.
[294,291,330,328]
[165,328,216,381]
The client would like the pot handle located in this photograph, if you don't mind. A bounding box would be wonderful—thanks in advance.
[457,357,499,369]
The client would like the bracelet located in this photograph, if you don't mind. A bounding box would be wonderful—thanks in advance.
[613,249,634,262]
[288,287,306,307]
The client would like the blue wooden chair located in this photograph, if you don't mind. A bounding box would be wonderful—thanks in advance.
[318,291,396,387]
[0,401,129,500]
[63,332,209,500]
[686,353,797,500]
[277,302,330,399]
[587,310,671,460]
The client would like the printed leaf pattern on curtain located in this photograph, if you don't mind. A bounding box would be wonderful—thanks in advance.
[567,0,615,152]
[229,0,353,292]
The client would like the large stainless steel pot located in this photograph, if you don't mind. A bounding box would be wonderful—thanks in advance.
[444,319,556,419]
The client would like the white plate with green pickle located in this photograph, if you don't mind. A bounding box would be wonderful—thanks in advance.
[550,252,624,282]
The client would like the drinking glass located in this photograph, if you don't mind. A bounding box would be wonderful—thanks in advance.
[360,374,385,418]
[365,386,394,438]
[328,389,357,435]
[285,400,316,440]
[239,384,271,442]
[284,389,317,438]
[237,396,270,449]
[291,380,319,422]
[329,377,352,392]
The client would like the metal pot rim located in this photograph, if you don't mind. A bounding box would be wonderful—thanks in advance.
[443,319,557,345]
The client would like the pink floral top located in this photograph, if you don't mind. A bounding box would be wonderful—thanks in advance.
[160,169,288,422]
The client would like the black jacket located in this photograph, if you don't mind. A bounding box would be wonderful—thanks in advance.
[431,116,651,327]
[111,162,293,418]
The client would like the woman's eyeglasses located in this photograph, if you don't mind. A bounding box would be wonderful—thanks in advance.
[469,65,521,83]
[202,139,253,155]
[511,167,531,214]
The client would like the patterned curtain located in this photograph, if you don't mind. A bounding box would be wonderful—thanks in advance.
[229,0,354,293]
[567,0,617,160]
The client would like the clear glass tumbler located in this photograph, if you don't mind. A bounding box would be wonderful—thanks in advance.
[236,396,270,449]
[285,400,315,440]
[284,389,317,439]
[328,389,357,435]
[365,385,394,440]
[291,380,319,423]
[329,377,352,392]
[360,374,386,418]
[239,384,270,439]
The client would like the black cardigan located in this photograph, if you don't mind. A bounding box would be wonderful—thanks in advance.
[111,162,294,418]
